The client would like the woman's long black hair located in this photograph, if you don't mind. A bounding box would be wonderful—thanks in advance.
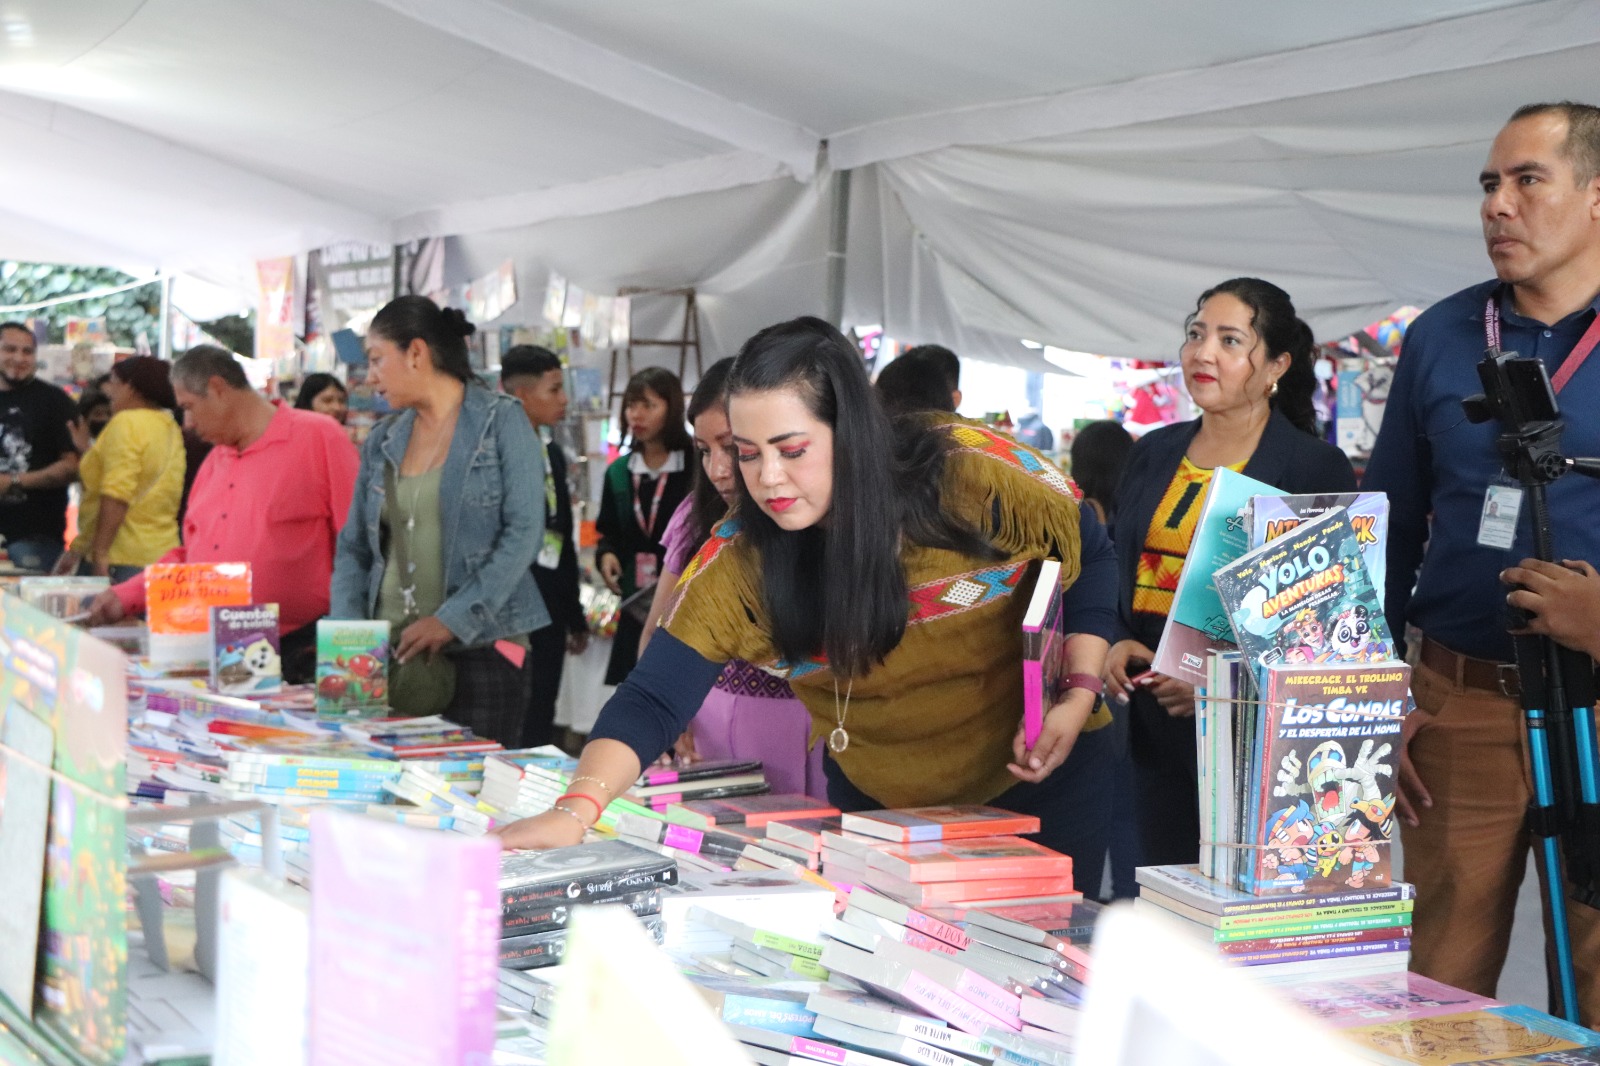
[727,317,998,678]
[685,357,736,554]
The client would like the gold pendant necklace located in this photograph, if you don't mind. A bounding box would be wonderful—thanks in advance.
[829,676,855,754]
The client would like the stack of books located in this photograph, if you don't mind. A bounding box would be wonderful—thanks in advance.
[835,807,1078,909]
[478,748,664,831]
[384,763,498,835]
[343,715,504,764]
[659,866,836,958]
[664,793,838,831]
[218,736,403,805]
[496,840,678,969]
[625,758,769,810]
[1135,864,1413,978]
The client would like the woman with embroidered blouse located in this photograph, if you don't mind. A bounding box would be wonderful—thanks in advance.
[497,317,1122,878]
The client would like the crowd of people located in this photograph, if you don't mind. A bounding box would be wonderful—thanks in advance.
[1,100,1598,1024]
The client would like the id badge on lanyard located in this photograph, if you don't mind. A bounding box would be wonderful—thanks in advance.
[1476,295,1600,549]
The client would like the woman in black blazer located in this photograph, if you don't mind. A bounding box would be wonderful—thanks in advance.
[1105,278,1356,869]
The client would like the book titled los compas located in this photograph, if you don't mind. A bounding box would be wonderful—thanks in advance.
[1244,662,1408,896]
[209,603,282,696]
[842,806,1041,843]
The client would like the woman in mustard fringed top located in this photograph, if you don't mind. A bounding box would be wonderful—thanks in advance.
[497,317,1122,881]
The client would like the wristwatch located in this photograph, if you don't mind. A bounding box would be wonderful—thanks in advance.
[1062,672,1105,696]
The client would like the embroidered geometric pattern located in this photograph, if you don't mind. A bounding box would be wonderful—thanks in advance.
[762,560,1030,681]
[714,660,796,699]
[907,561,1029,625]
[663,516,743,629]
[944,423,1083,501]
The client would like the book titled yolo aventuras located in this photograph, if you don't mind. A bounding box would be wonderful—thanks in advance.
[1213,506,1393,678]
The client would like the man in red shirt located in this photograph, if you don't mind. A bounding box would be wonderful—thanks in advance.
[88,346,359,681]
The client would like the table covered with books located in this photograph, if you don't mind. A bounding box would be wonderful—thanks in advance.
[0,498,1595,1066]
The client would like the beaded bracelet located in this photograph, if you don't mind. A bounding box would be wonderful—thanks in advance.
[566,775,615,797]
[548,805,588,829]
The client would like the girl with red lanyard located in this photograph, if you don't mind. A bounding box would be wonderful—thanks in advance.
[596,367,693,685]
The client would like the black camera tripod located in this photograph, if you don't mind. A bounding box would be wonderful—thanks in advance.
[1464,348,1600,1022]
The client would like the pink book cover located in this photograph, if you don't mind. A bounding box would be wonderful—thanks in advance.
[1020,558,1063,748]
[309,810,500,1066]
[866,835,1073,883]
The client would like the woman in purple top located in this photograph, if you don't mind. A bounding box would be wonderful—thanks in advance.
[638,357,824,797]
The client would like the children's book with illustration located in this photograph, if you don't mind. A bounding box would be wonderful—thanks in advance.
[1212,506,1393,677]
[315,620,390,715]
[1337,1004,1600,1066]
[1021,558,1064,748]
[209,604,282,696]
[146,562,252,668]
[1150,467,1283,688]
[1250,491,1390,595]
[1244,662,1407,896]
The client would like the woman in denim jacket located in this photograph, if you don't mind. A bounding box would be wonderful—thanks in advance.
[331,296,549,744]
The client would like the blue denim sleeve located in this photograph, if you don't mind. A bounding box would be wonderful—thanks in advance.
[436,401,547,643]
[588,630,727,768]
[328,432,381,620]
[1061,503,1119,642]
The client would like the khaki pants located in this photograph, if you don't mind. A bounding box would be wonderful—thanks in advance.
[1404,650,1600,1028]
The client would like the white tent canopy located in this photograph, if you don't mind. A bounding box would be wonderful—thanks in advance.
[2,0,1598,360]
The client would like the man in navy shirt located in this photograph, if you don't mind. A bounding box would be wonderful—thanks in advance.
[1366,102,1600,1021]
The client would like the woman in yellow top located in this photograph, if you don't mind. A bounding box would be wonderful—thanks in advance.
[1104,278,1357,868]
[57,356,185,582]
[497,317,1123,882]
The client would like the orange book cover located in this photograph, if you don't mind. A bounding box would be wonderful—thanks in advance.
[146,563,252,634]
[866,836,1073,883]
[865,869,1076,905]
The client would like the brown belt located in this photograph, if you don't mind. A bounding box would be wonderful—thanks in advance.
[1419,634,1519,696]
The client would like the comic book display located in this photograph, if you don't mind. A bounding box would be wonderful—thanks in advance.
[1213,506,1393,679]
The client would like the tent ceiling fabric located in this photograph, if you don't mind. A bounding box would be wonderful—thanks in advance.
[1,0,1595,362]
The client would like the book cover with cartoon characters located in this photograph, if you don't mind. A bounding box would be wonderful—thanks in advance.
[209,604,281,696]
[1249,491,1390,595]
[314,620,389,716]
[1248,662,1407,897]
[1213,505,1393,676]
